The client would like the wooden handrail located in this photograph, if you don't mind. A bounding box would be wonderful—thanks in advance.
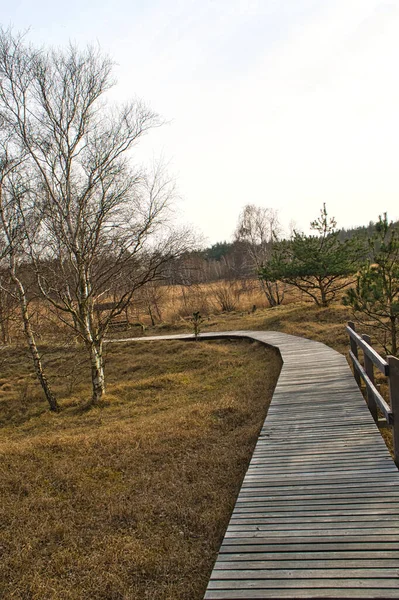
[346,323,389,375]
[347,321,399,466]
[349,349,392,423]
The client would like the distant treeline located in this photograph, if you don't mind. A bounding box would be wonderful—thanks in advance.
[188,220,397,263]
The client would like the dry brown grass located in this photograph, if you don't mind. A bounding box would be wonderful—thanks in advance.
[128,280,303,326]
[0,339,281,600]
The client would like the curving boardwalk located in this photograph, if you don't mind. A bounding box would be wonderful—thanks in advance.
[120,331,399,598]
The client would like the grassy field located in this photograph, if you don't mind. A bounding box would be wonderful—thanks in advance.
[0,338,281,600]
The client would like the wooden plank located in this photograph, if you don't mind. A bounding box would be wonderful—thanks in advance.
[253,449,390,458]
[232,508,399,518]
[238,482,399,494]
[207,578,398,598]
[208,580,399,591]
[248,447,396,459]
[221,535,399,545]
[211,568,399,579]
[247,460,394,470]
[219,543,399,552]
[230,511,399,521]
[207,579,399,589]
[245,465,398,475]
[205,591,399,599]
[233,505,399,516]
[215,559,399,569]
[238,484,399,496]
[218,551,399,559]
[235,500,399,510]
[228,523,399,532]
[240,477,399,488]
[208,579,399,589]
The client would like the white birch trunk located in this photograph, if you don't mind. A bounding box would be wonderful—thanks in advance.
[11,271,59,412]
[89,341,105,405]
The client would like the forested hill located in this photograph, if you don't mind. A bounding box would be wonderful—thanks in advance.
[204,219,399,259]
[337,221,377,241]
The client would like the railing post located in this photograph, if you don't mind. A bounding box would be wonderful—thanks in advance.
[362,334,378,422]
[388,355,399,467]
[348,321,361,387]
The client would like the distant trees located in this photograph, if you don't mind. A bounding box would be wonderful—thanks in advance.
[260,205,363,307]
[206,242,232,262]
[0,29,193,406]
[343,214,399,355]
[235,204,283,306]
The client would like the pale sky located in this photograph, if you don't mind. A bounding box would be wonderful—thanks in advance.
[2,0,399,243]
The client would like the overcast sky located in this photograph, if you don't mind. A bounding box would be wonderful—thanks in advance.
[3,0,399,243]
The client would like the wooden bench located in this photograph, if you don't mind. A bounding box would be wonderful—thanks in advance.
[107,318,129,330]
[94,301,132,331]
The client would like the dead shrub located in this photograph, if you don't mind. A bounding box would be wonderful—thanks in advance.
[210,280,243,312]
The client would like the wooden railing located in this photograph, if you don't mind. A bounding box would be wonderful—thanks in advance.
[347,321,399,465]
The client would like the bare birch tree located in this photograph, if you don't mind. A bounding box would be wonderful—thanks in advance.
[0,29,192,406]
[235,204,284,306]
[0,148,59,411]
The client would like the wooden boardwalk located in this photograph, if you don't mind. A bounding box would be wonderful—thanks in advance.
[124,330,399,599]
